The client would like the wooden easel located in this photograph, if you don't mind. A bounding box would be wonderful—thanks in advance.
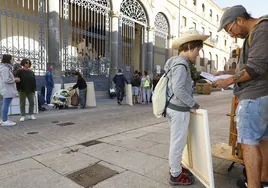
[212,97,244,171]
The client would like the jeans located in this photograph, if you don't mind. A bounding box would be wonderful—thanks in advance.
[46,86,53,104]
[142,88,151,102]
[19,92,35,116]
[167,108,190,177]
[132,86,139,96]
[236,95,268,146]
[79,88,87,108]
[1,98,13,121]
[116,86,124,102]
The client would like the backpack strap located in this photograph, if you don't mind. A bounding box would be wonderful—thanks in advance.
[248,18,268,46]
[162,63,188,117]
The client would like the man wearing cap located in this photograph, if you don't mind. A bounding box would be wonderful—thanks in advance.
[213,5,268,188]
[164,29,209,186]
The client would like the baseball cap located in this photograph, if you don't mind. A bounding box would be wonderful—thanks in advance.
[218,5,247,32]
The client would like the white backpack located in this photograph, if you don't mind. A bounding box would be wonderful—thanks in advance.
[152,63,187,118]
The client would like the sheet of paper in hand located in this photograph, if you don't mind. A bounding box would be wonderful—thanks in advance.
[200,72,232,82]
[182,109,215,188]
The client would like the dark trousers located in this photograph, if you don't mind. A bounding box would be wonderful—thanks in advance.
[19,92,35,116]
[46,86,53,104]
[116,86,124,102]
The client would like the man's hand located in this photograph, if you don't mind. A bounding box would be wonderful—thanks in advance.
[213,71,223,76]
[213,78,232,88]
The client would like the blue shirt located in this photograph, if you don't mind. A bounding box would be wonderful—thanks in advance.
[45,70,54,87]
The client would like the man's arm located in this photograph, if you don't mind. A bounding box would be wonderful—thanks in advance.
[213,69,236,76]
[213,69,251,88]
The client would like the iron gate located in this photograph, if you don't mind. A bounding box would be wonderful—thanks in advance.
[0,0,47,75]
[60,0,110,77]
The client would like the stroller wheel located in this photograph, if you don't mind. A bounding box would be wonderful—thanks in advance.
[65,106,68,109]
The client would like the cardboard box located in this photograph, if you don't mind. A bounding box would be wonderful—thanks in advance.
[196,83,212,95]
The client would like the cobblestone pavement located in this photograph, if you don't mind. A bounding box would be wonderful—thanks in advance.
[0,90,244,188]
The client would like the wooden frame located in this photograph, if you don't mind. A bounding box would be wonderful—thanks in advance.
[182,109,215,188]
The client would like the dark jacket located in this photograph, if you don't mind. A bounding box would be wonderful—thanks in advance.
[15,68,36,92]
[73,77,87,90]
[131,74,141,87]
[45,70,54,88]
[113,73,128,88]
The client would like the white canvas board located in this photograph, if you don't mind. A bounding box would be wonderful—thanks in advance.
[86,82,96,107]
[125,84,133,106]
[182,109,214,188]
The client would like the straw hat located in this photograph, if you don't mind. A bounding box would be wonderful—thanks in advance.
[172,29,210,49]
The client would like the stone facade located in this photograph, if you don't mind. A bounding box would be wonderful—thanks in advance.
[0,0,242,91]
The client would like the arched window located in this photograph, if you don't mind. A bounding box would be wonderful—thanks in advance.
[210,9,213,17]
[154,13,169,48]
[193,0,197,6]
[216,14,219,22]
[202,4,205,12]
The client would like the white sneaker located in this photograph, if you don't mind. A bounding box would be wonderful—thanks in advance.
[1,121,16,126]
[20,116,25,122]
[30,115,36,120]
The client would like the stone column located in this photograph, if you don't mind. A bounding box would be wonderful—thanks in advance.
[47,0,62,85]
[146,26,154,74]
[167,34,176,58]
[109,11,120,88]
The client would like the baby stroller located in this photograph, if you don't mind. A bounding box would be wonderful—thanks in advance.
[51,89,71,109]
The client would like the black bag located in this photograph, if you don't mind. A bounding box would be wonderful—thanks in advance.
[41,86,46,97]
[38,93,46,106]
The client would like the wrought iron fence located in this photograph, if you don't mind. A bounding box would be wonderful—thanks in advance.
[0,0,47,75]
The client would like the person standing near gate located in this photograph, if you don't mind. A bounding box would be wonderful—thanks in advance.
[16,59,36,122]
[141,71,151,104]
[45,65,54,104]
[0,54,20,126]
[113,68,128,105]
[213,5,268,188]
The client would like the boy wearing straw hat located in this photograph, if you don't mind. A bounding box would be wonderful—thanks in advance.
[164,29,209,186]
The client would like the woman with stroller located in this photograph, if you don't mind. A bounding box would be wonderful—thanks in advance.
[72,72,87,108]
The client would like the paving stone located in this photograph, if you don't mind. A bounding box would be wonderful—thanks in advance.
[0,158,82,188]
[67,163,118,188]
[142,144,169,159]
[98,161,126,173]
[99,134,158,151]
[120,130,149,138]
[33,148,99,175]
[87,146,167,175]
[93,171,171,188]
[79,143,112,155]
[137,126,168,133]
[145,163,205,188]
[214,159,244,179]
[213,173,239,188]
[138,132,170,144]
